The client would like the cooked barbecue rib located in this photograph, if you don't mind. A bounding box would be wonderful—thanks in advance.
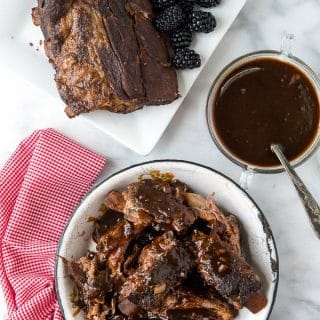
[192,231,262,310]
[64,219,137,319]
[62,255,113,319]
[106,190,153,230]
[105,179,197,233]
[118,232,194,316]
[153,292,234,320]
[32,0,178,117]
[97,219,135,289]
[184,193,241,255]
[123,226,163,276]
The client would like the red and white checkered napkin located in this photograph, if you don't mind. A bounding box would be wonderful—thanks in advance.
[0,129,107,320]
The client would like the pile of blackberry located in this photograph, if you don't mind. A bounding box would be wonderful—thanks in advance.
[152,0,220,69]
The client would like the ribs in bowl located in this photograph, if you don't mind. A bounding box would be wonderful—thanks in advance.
[61,175,268,319]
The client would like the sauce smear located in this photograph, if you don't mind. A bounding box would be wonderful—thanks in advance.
[213,58,319,167]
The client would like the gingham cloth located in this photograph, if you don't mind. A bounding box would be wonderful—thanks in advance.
[0,129,107,319]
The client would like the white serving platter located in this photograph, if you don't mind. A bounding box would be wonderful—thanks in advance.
[56,160,278,320]
[0,0,247,155]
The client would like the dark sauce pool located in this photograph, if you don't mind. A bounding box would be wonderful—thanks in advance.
[212,57,320,167]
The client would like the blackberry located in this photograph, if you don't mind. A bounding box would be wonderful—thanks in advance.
[172,48,201,69]
[188,11,216,33]
[170,28,192,49]
[194,0,221,7]
[154,5,185,32]
[151,0,176,10]
[177,0,194,14]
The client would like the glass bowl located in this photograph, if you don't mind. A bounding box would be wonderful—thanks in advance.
[206,48,320,174]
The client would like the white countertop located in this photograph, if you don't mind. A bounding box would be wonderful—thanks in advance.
[1,0,320,319]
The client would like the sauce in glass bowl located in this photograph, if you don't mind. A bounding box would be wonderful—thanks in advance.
[212,57,320,168]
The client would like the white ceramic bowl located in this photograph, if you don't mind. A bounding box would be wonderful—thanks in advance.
[55,160,279,320]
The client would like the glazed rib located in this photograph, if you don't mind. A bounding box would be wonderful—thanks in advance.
[106,179,197,233]
[118,232,194,316]
[192,230,262,309]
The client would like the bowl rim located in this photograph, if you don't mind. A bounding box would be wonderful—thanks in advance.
[55,159,279,320]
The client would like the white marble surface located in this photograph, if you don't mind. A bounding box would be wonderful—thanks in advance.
[1,0,320,319]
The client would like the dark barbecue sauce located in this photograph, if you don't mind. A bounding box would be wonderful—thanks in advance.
[213,58,319,167]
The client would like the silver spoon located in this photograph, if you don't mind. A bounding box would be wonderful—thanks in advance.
[271,144,320,239]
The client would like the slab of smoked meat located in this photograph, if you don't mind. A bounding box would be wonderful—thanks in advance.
[32,0,178,117]
[192,230,263,310]
[118,232,194,317]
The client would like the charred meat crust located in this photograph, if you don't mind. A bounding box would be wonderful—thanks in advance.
[32,0,178,117]
[118,232,194,316]
[119,179,198,234]
[192,231,261,309]
[157,292,235,320]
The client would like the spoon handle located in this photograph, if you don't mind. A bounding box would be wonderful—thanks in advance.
[271,144,320,239]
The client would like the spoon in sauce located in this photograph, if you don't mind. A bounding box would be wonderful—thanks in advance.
[271,144,320,239]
